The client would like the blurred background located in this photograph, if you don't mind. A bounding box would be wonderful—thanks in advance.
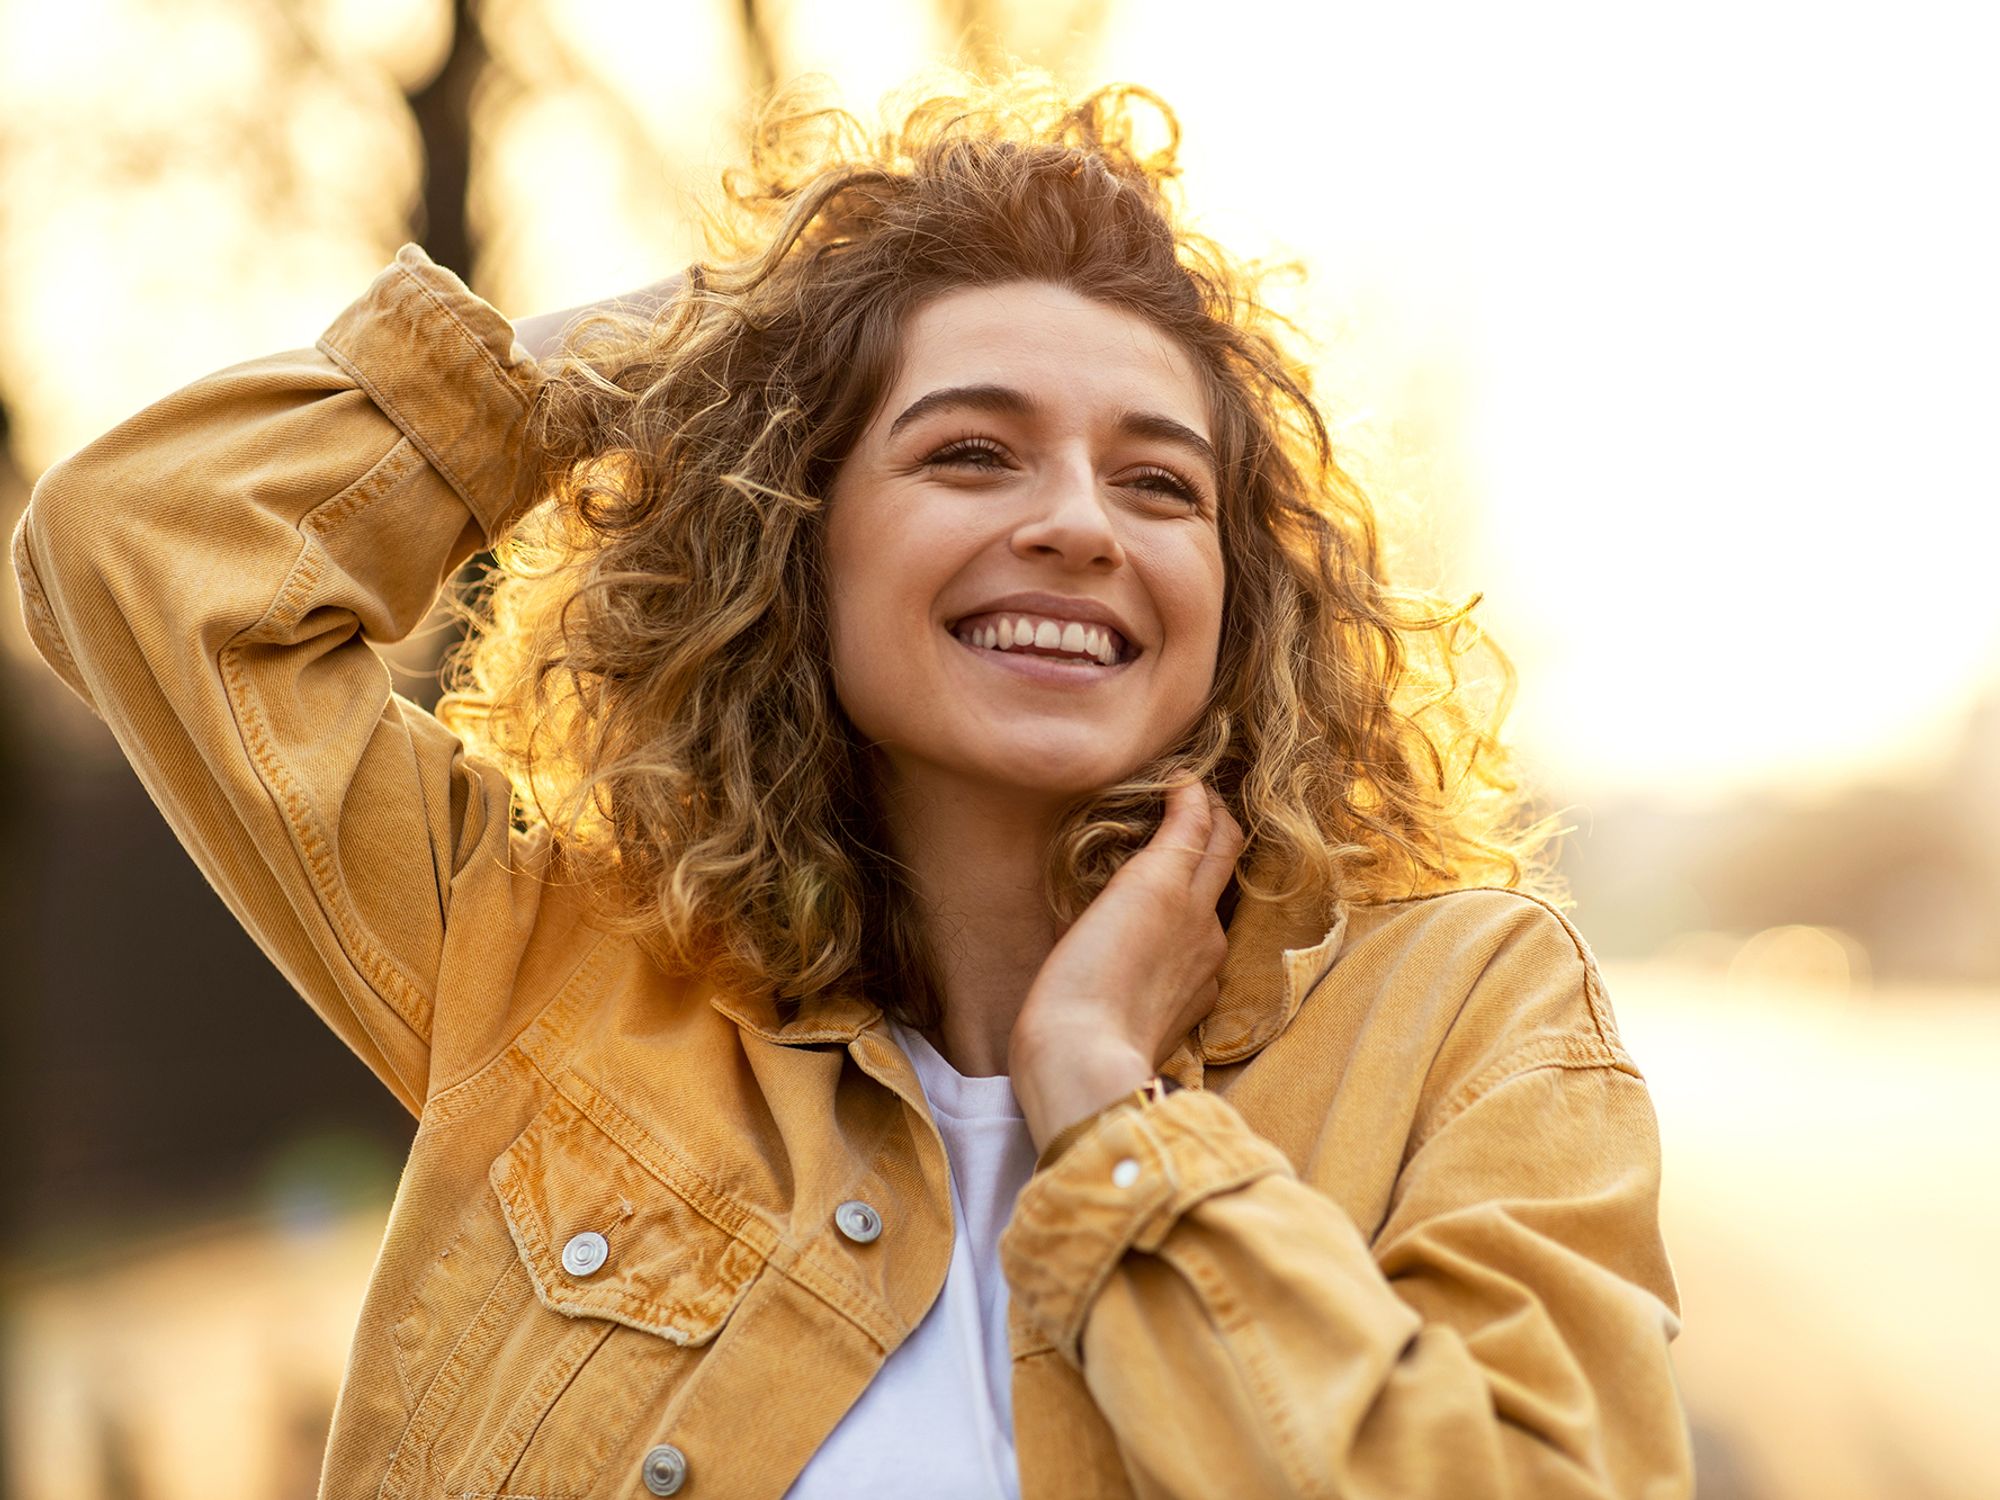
[1,1,1995,1496]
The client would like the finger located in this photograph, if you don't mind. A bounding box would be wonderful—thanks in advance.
[1188,792,1246,908]
[1145,779,1214,870]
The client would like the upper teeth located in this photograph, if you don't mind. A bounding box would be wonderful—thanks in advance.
[953,615,1123,666]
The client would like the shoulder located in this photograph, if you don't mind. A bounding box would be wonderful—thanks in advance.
[1219,884,1652,1196]
[1342,886,1603,991]
[1323,884,1637,1093]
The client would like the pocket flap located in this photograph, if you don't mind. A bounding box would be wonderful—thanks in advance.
[490,1091,766,1347]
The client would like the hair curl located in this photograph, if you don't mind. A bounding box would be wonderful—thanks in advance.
[438,70,1569,1032]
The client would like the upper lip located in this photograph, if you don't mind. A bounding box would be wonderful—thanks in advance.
[948,592,1141,653]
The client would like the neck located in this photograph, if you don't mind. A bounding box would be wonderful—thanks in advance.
[878,768,1067,1078]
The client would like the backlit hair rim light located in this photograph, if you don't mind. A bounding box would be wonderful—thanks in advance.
[437,69,1569,1031]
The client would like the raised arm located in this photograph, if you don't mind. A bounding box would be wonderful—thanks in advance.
[512,274,683,364]
[10,245,663,1113]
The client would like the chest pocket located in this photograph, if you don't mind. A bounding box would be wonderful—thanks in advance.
[490,1088,768,1344]
[384,1087,769,1500]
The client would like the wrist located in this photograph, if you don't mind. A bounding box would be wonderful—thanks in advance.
[513,275,684,363]
[1031,1073,1186,1173]
[1014,1038,1152,1157]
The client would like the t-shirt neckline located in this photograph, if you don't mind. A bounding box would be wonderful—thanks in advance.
[888,1018,1025,1124]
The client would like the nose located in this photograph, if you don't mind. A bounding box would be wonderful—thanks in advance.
[1009,454,1125,571]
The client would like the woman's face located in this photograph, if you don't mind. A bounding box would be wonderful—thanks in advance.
[824,280,1227,807]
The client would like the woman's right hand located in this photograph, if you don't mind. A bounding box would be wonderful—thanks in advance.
[511,272,685,363]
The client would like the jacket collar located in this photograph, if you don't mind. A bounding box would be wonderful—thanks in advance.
[708,983,881,1045]
[710,868,1351,1066]
[1197,883,1350,1063]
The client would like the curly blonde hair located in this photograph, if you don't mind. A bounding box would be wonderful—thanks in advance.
[439,72,1568,1031]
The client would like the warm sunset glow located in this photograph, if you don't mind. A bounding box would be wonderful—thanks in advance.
[472,0,2000,807]
[1093,0,2000,806]
[7,0,1993,801]
[3,8,1996,1500]
[0,0,413,474]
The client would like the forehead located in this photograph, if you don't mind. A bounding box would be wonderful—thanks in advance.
[879,280,1211,437]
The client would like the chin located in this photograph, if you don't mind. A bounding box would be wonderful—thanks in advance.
[961,745,1154,805]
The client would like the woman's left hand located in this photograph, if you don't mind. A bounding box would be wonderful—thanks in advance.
[1008,780,1246,1151]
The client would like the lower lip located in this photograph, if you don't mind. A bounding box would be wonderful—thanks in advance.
[948,631,1133,683]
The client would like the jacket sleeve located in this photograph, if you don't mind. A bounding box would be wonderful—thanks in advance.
[998,1022,1693,1497]
[10,244,554,1117]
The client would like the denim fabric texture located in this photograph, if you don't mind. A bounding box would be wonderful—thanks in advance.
[12,245,1695,1499]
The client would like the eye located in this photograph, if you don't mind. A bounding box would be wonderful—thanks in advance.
[1123,464,1207,512]
[923,436,1013,471]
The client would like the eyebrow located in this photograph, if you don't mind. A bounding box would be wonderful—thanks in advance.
[886,383,1220,476]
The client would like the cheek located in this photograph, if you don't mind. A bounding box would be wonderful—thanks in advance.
[820,497,936,732]
[1155,533,1228,656]
[821,545,883,719]
[818,503,871,708]
[828,559,919,633]
[822,484,891,626]
[1199,540,1229,648]
[823,615,897,752]
[1176,544,1229,711]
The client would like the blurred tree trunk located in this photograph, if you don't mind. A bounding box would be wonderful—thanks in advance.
[0,390,30,1262]
[405,0,486,282]
[398,0,493,706]
[739,0,779,97]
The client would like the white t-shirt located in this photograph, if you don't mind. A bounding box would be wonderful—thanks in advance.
[783,1019,1040,1499]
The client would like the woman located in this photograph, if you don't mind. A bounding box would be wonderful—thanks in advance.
[12,75,1692,1500]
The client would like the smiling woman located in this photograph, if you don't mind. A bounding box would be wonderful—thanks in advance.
[465,78,1562,1051]
[12,68,1693,1500]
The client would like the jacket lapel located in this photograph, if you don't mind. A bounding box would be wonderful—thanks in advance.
[707,878,1352,1075]
[1198,887,1352,1064]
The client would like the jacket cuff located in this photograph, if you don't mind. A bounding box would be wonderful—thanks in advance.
[315,243,542,542]
[999,1088,1292,1368]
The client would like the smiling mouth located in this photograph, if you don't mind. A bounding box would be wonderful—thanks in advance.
[948,612,1136,667]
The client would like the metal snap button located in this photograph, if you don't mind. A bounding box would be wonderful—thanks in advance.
[1112,1158,1141,1188]
[560,1230,609,1277]
[834,1199,883,1243]
[641,1442,687,1496]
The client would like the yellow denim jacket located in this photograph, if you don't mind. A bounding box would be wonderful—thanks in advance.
[11,246,1693,1499]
